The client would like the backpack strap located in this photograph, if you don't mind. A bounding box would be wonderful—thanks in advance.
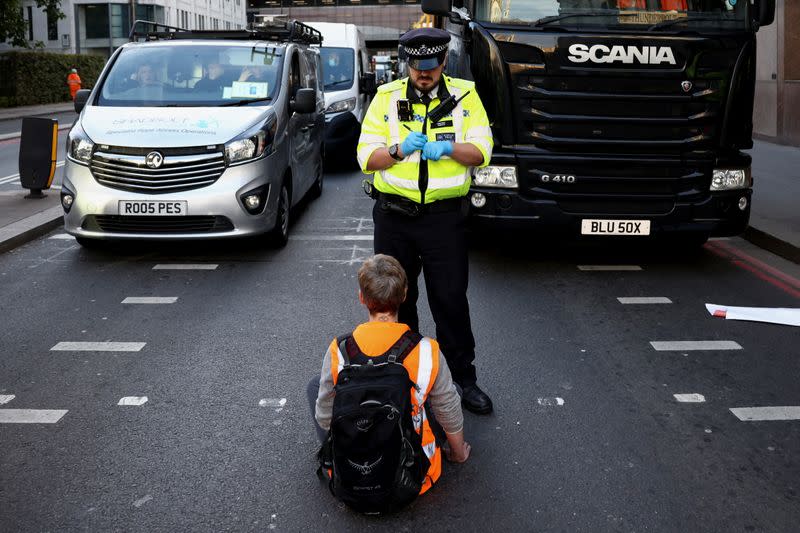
[383,330,423,364]
[336,332,363,367]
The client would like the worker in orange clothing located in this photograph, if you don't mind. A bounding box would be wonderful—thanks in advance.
[67,68,81,100]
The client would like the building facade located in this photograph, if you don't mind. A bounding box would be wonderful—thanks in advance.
[754,0,799,146]
[4,0,247,57]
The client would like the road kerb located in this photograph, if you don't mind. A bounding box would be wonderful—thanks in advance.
[0,205,64,254]
[743,225,800,265]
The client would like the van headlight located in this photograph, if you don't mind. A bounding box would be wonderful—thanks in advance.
[473,166,518,188]
[67,124,94,165]
[711,168,751,191]
[325,98,356,115]
[225,118,275,165]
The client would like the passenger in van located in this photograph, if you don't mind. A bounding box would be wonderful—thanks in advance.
[135,64,161,87]
[238,65,272,82]
[194,62,227,92]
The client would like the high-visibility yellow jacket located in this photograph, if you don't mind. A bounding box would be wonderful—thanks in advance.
[357,76,493,204]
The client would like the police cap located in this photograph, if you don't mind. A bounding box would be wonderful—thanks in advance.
[399,28,450,71]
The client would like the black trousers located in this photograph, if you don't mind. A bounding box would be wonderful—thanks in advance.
[372,202,477,387]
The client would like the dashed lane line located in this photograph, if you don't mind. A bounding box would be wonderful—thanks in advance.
[290,235,373,241]
[0,394,16,405]
[618,297,673,304]
[152,264,218,270]
[0,409,68,424]
[578,265,642,271]
[118,396,149,406]
[674,394,706,403]
[730,406,800,421]
[650,341,742,351]
[51,342,146,352]
[122,297,178,304]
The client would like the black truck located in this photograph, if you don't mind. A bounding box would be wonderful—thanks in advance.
[421,0,775,244]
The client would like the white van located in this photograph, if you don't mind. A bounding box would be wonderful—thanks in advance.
[306,22,373,167]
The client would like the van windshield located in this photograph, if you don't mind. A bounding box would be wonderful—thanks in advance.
[474,0,746,31]
[98,44,284,107]
[320,47,355,91]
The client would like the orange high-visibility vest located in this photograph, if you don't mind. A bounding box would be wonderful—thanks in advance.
[328,322,442,494]
[67,73,82,99]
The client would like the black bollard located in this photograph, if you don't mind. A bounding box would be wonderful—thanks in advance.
[19,117,59,199]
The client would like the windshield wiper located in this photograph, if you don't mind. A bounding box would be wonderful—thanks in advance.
[220,96,273,107]
[533,11,638,28]
[649,16,733,31]
[325,80,353,89]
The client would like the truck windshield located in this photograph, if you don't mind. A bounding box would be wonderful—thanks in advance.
[97,44,283,107]
[320,47,355,91]
[474,0,747,31]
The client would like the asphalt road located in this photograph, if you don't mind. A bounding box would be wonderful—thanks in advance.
[1,169,799,532]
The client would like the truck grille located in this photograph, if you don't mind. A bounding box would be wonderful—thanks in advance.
[90,147,225,194]
[516,75,721,151]
[83,215,234,234]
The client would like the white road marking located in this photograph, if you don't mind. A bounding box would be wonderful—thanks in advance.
[259,398,287,412]
[122,297,178,304]
[118,396,148,406]
[674,393,706,403]
[0,409,68,424]
[48,234,75,240]
[650,341,742,351]
[0,394,16,405]
[51,342,146,352]
[618,297,673,304]
[132,495,153,508]
[290,235,373,241]
[730,406,800,421]
[153,264,218,270]
[578,265,642,271]
[537,397,565,406]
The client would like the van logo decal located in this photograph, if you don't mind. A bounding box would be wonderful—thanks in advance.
[145,151,164,169]
[567,44,677,66]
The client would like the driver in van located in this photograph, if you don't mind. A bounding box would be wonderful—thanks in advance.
[195,62,227,92]
[135,64,161,87]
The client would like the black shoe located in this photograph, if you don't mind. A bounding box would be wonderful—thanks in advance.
[461,384,493,415]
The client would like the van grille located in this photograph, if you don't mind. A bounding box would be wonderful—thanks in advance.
[83,215,234,234]
[90,147,226,193]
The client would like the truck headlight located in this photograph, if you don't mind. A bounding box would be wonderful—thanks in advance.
[325,97,356,115]
[225,117,275,165]
[711,168,751,191]
[67,124,94,165]
[473,166,518,188]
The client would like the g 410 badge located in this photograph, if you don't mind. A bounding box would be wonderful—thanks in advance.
[540,174,576,184]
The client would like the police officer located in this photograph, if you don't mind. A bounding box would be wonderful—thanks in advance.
[356,28,494,414]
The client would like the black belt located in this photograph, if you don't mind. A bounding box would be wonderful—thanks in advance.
[374,191,464,217]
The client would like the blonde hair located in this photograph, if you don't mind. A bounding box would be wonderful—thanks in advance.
[358,254,407,314]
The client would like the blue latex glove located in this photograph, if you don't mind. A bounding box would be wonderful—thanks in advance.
[421,141,454,161]
[400,131,428,156]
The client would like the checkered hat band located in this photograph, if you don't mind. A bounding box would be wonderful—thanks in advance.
[403,43,448,56]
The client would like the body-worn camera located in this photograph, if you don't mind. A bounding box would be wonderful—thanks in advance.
[397,99,413,122]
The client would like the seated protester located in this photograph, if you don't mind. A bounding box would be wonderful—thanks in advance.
[314,254,469,514]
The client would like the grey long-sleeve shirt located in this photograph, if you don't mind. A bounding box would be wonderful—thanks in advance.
[314,333,464,435]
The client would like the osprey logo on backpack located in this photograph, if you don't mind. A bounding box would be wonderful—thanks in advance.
[318,329,431,515]
[348,456,383,475]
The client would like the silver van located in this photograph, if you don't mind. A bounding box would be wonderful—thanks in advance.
[63,19,325,247]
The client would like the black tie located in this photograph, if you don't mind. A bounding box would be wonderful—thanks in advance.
[418,93,432,203]
[420,93,431,106]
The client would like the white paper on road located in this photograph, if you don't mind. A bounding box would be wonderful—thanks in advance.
[706,303,800,327]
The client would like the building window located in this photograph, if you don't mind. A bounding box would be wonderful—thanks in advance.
[110,4,131,39]
[47,9,58,40]
[27,6,33,40]
[85,4,110,39]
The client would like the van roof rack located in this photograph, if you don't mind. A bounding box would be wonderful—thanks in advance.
[128,18,322,45]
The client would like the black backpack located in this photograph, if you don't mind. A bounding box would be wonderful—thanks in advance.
[318,329,430,514]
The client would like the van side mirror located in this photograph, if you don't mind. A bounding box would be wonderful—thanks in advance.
[74,89,91,113]
[291,88,316,114]
[422,0,451,17]
[360,73,376,95]
[756,0,775,27]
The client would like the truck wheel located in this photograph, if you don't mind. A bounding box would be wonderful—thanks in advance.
[267,182,290,248]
